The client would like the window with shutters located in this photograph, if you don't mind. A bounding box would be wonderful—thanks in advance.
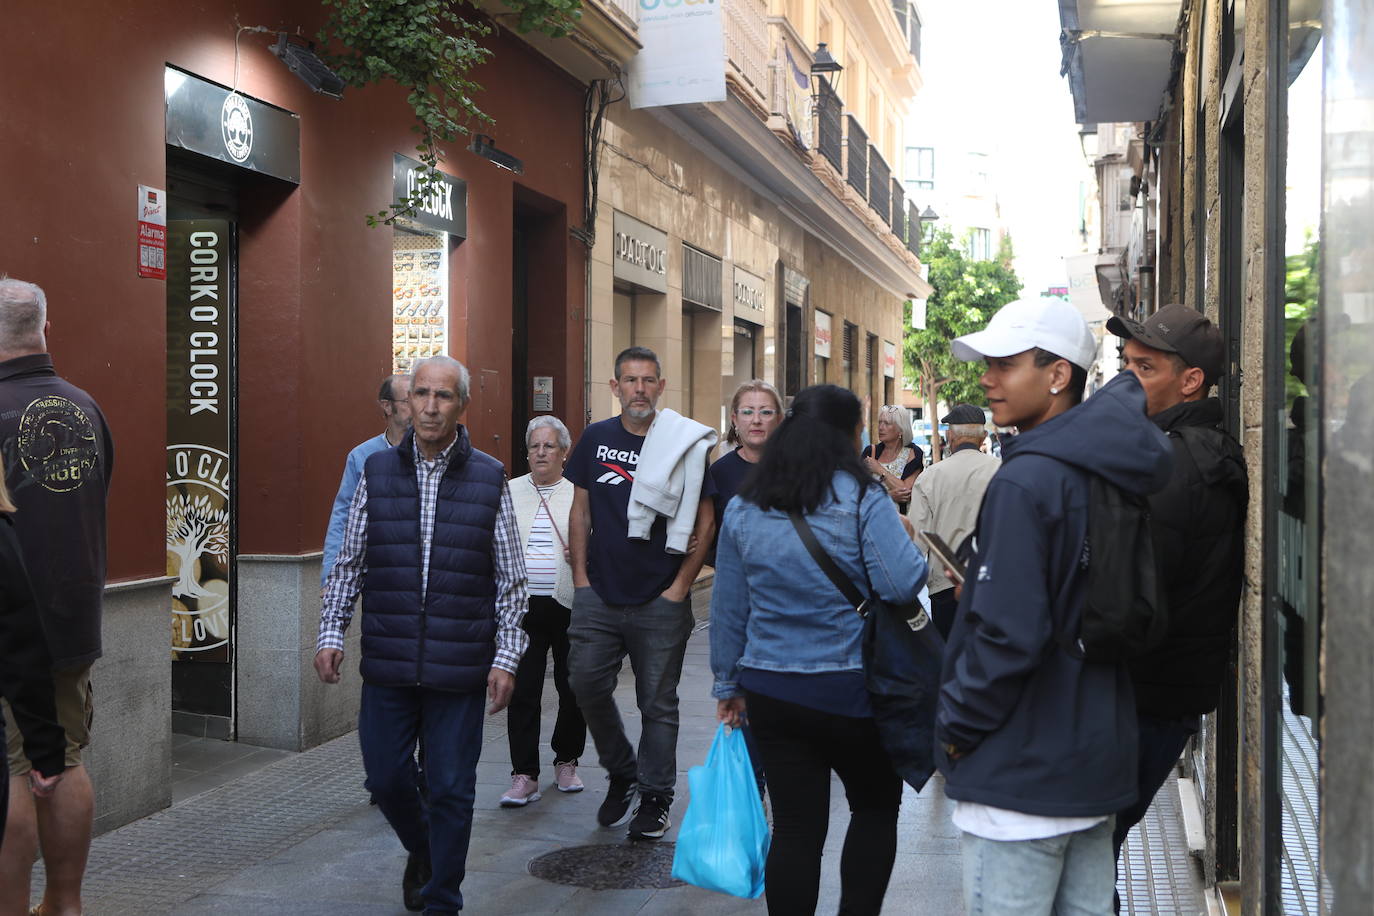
[843,322,857,390]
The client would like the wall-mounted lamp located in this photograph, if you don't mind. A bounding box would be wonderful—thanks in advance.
[809,42,844,95]
[271,33,345,99]
[468,134,524,174]
[919,206,939,222]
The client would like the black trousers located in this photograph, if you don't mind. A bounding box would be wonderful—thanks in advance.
[507,595,586,778]
[744,689,902,916]
[930,587,958,642]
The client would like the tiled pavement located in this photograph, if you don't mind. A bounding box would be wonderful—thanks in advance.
[30,592,1203,914]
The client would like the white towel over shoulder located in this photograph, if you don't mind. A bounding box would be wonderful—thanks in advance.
[627,408,718,555]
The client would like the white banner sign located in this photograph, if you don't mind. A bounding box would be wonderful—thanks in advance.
[814,310,832,358]
[884,341,898,378]
[1065,253,1113,322]
[629,0,727,108]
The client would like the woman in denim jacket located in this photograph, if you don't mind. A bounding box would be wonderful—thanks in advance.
[710,384,928,916]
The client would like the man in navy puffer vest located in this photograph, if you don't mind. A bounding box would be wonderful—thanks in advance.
[315,356,529,915]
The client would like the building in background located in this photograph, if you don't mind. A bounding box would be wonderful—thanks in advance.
[582,0,931,441]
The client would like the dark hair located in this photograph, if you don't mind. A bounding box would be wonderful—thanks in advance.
[378,374,399,401]
[738,384,875,513]
[1033,348,1088,405]
[614,346,661,379]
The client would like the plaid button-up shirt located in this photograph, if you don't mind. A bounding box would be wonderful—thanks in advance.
[317,436,529,674]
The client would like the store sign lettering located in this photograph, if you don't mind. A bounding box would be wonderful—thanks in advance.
[615,232,667,274]
[391,154,467,237]
[405,167,455,221]
[185,232,222,414]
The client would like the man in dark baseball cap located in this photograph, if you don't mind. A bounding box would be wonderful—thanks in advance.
[1107,301,1249,913]
[1107,303,1225,415]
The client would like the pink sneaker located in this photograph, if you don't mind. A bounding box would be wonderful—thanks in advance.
[554,760,585,793]
[500,774,541,807]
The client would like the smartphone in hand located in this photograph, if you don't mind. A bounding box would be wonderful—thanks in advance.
[918,530,966,585]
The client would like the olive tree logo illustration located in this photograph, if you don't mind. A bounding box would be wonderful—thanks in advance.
[166,488,231,654]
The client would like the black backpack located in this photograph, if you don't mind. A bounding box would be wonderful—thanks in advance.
[1066,475,1169,661]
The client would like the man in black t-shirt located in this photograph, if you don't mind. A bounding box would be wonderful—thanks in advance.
[565,346,715,841]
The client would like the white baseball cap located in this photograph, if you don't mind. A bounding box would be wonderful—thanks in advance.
[951,297,1097,370]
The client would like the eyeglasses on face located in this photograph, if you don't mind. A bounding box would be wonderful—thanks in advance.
[734,408,778,419]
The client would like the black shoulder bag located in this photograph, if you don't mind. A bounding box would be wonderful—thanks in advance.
[787,510,944,792]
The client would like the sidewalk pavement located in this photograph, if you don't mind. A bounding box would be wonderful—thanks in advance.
[31,590,1202,914]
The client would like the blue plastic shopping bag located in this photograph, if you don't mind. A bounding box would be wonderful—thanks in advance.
[671,723,769,899]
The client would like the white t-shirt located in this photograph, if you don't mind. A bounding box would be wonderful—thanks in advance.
[952,801,1107,841]
[524,486,562,597]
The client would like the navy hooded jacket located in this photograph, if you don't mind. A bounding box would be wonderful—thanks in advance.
[358,426,506,693]
[935,371,1173,818]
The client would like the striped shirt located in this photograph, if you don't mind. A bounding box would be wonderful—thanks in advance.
[524,484,563,596]
[316,437,529,673]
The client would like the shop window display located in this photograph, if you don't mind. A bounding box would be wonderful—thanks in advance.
[392,226,448,375]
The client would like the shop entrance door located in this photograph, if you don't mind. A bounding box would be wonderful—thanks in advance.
[166,166,238,738]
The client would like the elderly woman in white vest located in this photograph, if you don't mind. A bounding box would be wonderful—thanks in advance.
[501,416,588,807]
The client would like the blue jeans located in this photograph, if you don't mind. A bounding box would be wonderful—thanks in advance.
[567,587,694,797]
[358,684,485,913]
[961,818,1116,916]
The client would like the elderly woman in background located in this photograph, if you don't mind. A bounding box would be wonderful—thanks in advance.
[862,404,924,514]
[501,416,587,807]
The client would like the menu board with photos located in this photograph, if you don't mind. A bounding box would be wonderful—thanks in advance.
[392,228,448,376]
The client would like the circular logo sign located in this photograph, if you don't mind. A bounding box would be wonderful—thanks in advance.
[17,395,99,493]
[221,93,253,163]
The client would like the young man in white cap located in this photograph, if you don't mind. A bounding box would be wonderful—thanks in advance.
[933,298,1174,915]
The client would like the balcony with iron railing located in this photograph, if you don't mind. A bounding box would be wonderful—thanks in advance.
[907,201,921,256]
[890,0,921,64]
[846,115,868,199]
[891,179,905,241]
[724,0,771,111]
[869,150,891,226]
[815,78,844,173]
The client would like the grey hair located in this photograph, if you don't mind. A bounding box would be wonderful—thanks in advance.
[879,403,915,447]
[0,278,48,351]
[947,423,988,442]
[526,415,572,450]
[410,355,470,403]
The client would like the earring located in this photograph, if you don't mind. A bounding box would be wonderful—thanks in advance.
[1050,387,1060,395]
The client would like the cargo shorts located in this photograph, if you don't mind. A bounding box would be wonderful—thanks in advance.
[3,664,93,776]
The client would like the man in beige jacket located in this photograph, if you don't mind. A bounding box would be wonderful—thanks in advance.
[909,404,1000,639]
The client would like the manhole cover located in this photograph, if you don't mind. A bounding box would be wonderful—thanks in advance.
[527,842,685,890]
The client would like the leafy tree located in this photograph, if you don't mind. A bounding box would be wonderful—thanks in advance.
[903,228,1023,458]
[317,0,583,225]
[1284,232,1319,406]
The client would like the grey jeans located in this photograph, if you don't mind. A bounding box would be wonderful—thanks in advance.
[567,587,695,798]
[961,817,1116,916]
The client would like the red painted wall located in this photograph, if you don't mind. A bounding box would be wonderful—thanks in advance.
[0,1,585,577]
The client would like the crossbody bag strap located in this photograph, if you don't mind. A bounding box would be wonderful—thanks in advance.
[788,511,870,617]
[531,479,569,555]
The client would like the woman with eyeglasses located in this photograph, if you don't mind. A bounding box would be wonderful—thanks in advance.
[862,404,923,514]
[709,380,784,525]
[500,416,588,808]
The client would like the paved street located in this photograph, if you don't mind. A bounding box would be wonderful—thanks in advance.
[30,595,1201,915]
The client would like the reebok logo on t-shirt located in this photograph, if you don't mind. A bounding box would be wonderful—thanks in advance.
[594,444,638,486]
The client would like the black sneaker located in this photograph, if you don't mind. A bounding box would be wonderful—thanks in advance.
[597,775,638,827]
[627,792,672,841]
[402,853,431,911]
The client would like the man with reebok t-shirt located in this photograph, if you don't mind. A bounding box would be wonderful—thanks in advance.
[565,346,716,841]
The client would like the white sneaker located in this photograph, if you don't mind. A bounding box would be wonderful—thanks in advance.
[555,760,585,793]
[500,774,541,807]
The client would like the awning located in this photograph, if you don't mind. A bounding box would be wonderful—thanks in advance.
[1058,0,1183,125]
